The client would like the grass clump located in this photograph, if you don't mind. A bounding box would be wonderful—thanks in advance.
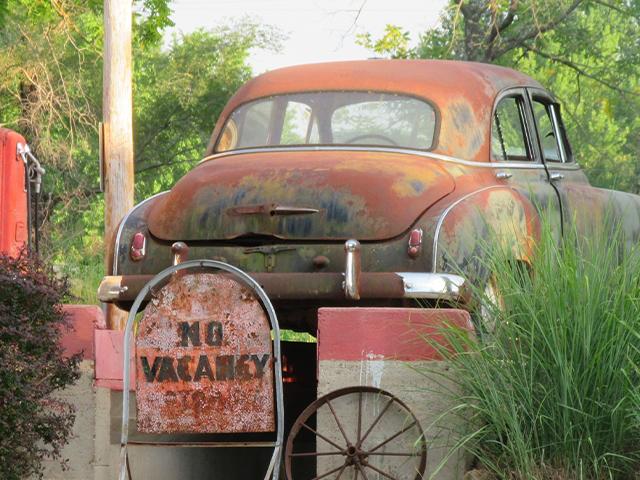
[442,225,640,479]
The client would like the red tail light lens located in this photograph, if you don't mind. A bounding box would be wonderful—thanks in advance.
[408,228,423,258]
[130,231,146,261]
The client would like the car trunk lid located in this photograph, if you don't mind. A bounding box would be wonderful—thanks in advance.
[147,150,454,242]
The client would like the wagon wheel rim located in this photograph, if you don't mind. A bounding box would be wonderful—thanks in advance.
[285,386,427,480]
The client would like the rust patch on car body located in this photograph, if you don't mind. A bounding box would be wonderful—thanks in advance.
[147,150,455,242]
[135,273,275,434]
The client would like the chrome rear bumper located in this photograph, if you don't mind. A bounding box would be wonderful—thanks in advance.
[100,239,465,303]
[98,271,465,303]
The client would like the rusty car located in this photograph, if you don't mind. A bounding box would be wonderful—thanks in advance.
[99,59,640,328]
[101,59,640,480]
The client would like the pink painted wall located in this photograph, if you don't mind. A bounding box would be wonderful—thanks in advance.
[318,307,473,361]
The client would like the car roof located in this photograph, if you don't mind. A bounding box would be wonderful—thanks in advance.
[207,59,545,162]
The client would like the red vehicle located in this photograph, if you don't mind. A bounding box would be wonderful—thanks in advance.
[0,128,44,256]
[0,128,28,256]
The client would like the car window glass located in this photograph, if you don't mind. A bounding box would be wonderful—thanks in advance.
[331,97,436,149]
[551,104,573,163]
[281,102,314,145]
[216,92,436,151]
[532,99,562,162]
[491,96,530,162]
[236,100,271,148]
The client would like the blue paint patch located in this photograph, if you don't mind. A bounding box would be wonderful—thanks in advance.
[322,195,350,224]
[411,180,425,194]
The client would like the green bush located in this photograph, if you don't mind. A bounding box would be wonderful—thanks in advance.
[0,251,80,479]
[440,226,640,479]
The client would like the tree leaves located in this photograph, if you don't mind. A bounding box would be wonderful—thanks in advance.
[0,2,281,289]
[360,0,640,193]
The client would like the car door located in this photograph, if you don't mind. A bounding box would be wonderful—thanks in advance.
[527,88,605,238]
[490,88,563,241]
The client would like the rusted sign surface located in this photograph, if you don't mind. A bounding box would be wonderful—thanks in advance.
[136,272,275,434]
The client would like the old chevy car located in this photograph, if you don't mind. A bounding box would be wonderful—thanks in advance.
[98,59,640,330]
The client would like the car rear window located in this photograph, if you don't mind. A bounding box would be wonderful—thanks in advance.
[215,92,437,152]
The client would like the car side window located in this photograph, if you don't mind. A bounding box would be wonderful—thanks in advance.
[532,99,567,163]
[552,103,573,163]
[491,96,531,162]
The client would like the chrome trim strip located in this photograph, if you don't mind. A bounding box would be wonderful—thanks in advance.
[544,162,581,171]
[199,146,549,170]
[399,272,465,299]
[549,105,568,163]
[112,191,168,275]
[432,185,504,273]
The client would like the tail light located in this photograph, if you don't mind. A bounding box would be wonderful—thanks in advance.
[130,231,146,261]
[407,228,423,258]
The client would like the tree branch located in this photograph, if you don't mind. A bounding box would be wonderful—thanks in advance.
[484,0,519,61]
[486,0,519,45]
[590,0,624,14]
[491,0,584,60]
[526,46,639,96]
[136,157,195,175]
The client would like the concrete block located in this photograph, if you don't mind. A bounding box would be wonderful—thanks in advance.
[95,329,135,390]
[317,307,474,480]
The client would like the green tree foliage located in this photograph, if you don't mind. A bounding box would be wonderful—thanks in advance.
[134,23,281,199]
[357,25,413,59]
[0,2,280,297]
[358,1,640,193]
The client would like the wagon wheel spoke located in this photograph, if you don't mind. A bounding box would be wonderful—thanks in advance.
[356,463,370,480]
[312,462,350,480]
[300,422,346,452]
[363,451,421,457]
[334,462,348,480]
[326,398,351,445]
[363,462,398,480]
[367,420,418,453]
[356,397,394,447]
[357,390,363,442]
[289,451,344,457]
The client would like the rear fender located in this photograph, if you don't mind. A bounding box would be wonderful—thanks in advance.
[432,186,540,283]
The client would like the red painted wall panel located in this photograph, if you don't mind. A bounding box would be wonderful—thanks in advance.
[318,307,474,361]
[0,128,27,257]
[60,305,106,360]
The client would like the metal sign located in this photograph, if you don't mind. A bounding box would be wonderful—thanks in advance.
[135,272,275,434]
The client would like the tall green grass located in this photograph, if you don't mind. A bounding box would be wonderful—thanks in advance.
[440,225,640,479]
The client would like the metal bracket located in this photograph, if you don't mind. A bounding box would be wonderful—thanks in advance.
[243,245,296,272]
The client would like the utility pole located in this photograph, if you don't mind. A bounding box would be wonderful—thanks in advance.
[103,0,134,330]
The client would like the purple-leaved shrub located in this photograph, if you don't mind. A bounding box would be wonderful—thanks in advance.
[0,251,80,479]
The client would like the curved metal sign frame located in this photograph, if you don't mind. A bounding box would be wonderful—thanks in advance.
[118,259,284,480]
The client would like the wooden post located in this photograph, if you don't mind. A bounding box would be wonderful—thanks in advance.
[103,0,134,330]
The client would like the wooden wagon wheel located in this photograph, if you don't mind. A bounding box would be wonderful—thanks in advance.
[285,386,427,480]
